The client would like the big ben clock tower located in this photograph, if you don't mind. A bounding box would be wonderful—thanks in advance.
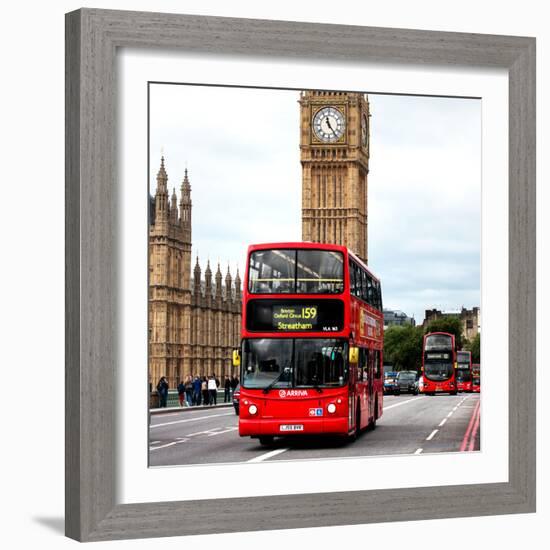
[300,91,371,263]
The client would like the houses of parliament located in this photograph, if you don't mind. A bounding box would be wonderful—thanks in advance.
[149,90,371,387]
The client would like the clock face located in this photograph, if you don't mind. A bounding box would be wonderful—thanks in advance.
[361,113,369,149]
[312,106,345,143]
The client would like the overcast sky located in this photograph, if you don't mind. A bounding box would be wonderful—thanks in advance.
[149,84,480,324]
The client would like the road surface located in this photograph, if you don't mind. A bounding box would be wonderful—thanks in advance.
[149,393,481,466]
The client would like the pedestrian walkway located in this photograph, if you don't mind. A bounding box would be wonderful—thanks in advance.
[151,389,234,413]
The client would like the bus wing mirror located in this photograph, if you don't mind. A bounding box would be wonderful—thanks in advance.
[349,347,359,364]
[232,349,241,368]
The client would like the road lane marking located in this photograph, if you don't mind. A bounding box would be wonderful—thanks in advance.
[208,427,239,437]
[150,412,234,429]
[248,448,289,463]
[438,418,447,427]
[150,441,161,445]
[446,411,453,418]
[383,397,421,411]
[468,403,481,451]
[426,429,438,441]
[414,448,423,455]
[186,430,211,437]
[460,398,481,452]
[207,427,238,436]
[150,441,179,451]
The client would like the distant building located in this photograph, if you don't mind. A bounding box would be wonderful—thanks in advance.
[148,158,242,389]
[384,309,416,328]
[300,90,371,263]
[423,307,480,342]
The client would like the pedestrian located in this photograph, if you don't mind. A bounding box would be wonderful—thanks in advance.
[224,375,231,403]
[202,376,209,405]
[231,375,239,391]
[184,375,193,406]
[177,379,185,407]
[208,375,218,405]
[193,375,202,406]
[156,376,169,408]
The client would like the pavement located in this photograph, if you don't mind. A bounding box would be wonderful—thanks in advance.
[150,402,232,415]
[149,392,481,466]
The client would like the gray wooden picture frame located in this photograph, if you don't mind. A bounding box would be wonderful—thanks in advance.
[65,8,536,542]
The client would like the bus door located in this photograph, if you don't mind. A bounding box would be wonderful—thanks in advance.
[348,350,359,433]
[367,349,375,421]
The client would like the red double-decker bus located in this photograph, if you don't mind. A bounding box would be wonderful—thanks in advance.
[233,242,384,445]
[456,350,473,392]
[472,363,480,393]
[419,332,457,395]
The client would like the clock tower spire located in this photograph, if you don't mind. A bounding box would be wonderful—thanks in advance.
[300,90,371,263]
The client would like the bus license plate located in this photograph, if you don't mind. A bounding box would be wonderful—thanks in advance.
[280,424,304,432]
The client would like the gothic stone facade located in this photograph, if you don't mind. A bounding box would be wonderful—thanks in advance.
[423,307,480,342]
[149,158,242,388]
[300,91,371,263]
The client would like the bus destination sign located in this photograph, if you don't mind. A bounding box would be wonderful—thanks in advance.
[246,299,344,333]
[273,305,318,331]
[426,352,450,360]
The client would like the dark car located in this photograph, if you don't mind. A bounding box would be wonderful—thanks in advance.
[394,371,419,395]
[233,384,240,415]
[384,371,398,395]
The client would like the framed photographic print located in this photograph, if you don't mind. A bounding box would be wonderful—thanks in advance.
[65,8,535,542]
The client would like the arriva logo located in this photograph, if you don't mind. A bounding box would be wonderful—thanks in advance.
[278,389,309,398]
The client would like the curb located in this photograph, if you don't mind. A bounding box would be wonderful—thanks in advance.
[150,403,233,415]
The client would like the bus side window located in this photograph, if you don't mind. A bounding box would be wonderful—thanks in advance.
[361,348,368,381]
[349,260,356,296]
[366,274,374,307]
[374,350,381,378]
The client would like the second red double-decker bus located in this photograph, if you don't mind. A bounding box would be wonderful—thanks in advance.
[233,242,384,445]
[419,332,457,395]
[456,350,473,392]
[472,363,480,393]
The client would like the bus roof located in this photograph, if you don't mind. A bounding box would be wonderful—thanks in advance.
[247,242,380,282]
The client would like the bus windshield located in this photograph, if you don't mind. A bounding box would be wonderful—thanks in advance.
[424,362,454,381]
[425,334,453,350]
[248,249,344,294]
[455,369,472,382]
[241,338,348,389]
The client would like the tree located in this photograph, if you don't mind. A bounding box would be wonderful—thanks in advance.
[424,316,464,350]
[384,325,424,373]
[466,333,481,363]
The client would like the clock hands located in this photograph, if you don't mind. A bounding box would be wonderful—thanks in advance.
[325,116,338,137]
[314,107,344,142]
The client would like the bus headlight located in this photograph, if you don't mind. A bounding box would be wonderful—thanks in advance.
[248,404,258,415]
[327,403,337,414]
